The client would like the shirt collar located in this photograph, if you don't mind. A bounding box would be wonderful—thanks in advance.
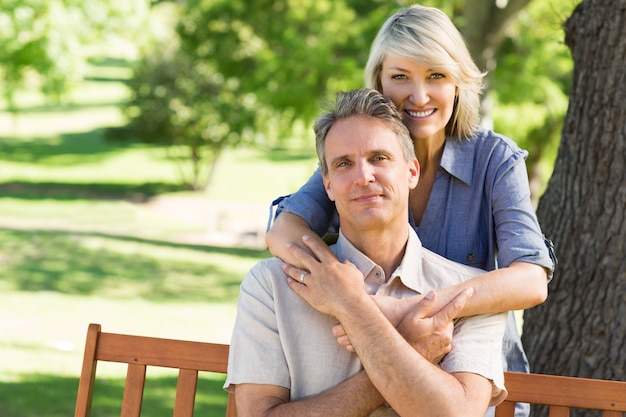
[440,137,475,186]
[334,231,378,280]
[334,228,425,293]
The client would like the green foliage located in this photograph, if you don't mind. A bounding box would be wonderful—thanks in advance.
[117,0,406,190]
[177,0,404,130]
[0,0,150,108]
[489,0,577,197]
[120,48,261,190]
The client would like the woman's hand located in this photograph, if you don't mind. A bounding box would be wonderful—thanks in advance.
[283,235,368,318]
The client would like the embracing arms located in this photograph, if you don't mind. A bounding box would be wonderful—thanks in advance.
[266,212,547,319]
[280,237,499,417]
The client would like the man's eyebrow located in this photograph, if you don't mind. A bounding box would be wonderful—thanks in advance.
[328,154,351,167]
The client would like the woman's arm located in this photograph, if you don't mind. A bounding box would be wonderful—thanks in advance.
[434,261,547,316]
[379,261,547,324]
[266,212,329,268]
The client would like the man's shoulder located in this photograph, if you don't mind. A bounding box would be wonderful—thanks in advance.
[243,257,288,288]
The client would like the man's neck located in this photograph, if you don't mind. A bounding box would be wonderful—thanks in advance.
[342,224,409,281]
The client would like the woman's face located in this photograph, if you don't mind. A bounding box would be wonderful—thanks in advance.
[380,53,457,144]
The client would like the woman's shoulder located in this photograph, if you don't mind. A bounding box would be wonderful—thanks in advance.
[470,128,525,153]
[453,128,528,166]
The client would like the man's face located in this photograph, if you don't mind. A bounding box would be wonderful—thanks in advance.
[322,115,419,235]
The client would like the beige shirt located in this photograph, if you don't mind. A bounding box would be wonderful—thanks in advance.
[225,228,507,415]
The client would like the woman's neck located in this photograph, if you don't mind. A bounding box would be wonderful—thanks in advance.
[410,134,446,225]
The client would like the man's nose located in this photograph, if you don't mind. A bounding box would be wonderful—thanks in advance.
[355,161,375,186]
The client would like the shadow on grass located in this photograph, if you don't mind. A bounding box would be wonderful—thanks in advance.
[0,373,228,417]
[0,129,148,166]
[0,180,187,202]
[0,228,269,303]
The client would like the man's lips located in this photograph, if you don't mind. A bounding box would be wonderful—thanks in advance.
[351,193,383,203]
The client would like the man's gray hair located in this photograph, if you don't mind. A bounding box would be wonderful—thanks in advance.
[314,88,415,176]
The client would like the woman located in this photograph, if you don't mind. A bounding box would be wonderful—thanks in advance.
[266,4,555,414]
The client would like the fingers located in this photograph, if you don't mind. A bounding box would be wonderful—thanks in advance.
[301,234,336,262]
[332,324,354,352]
[432,287,474,326]
[332,323,346,338]
[410,290,437,320]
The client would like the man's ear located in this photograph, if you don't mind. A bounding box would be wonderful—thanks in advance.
[323,175,335,201]
[408,158,420,189]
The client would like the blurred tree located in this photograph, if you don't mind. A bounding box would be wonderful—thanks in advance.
[524,2,626,413]
[176,0,371,141]
[0,0,150,109]
[489,0,576,204]
[121,50,260,190]
[120,0,574,192]
[116,0,381,190]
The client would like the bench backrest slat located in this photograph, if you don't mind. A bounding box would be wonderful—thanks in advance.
[74,323,236,417]
[496,371,626,417]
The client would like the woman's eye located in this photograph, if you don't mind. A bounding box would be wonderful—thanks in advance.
[430,73,445,79]
[391,74,408,80]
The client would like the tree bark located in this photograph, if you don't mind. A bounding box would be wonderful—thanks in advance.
[523,0,626,400]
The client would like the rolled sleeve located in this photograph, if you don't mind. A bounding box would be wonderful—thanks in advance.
[491,151,554,276]
[442,312,508,406]
[224,260,290,391]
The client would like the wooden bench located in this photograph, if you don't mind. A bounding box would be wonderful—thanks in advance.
[496,371,626,417]
[74,323,626,417]
[74,323,236,417]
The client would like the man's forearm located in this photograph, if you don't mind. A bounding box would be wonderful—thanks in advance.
[337,294,485,417]
[238,371,385,417]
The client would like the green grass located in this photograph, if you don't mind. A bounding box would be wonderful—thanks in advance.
[0,64,319,416]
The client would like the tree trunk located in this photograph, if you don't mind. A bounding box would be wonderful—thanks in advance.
[462,0,532,73]
[523,0,626,405]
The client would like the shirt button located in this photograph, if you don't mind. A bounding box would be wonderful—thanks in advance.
[467,253,475,262]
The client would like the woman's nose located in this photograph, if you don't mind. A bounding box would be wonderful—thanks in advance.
[409,81,429,106]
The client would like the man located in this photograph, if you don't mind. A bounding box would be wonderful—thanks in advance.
[224,88,507,416]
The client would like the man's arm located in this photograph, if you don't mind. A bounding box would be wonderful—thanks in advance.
[329,289,493,417]
[286,236,497,417]
[234,371,384,417]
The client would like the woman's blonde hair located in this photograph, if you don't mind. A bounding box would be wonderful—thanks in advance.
[364,5,485,139]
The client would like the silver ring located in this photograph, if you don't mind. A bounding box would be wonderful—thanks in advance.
[299,271,306,283]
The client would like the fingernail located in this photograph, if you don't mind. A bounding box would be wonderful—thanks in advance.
[424,291,435,300]
[302,234,311,241]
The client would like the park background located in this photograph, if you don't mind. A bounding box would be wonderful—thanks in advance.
[0,0,585,415]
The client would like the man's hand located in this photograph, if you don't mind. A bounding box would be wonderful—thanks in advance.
[399,288,473,363]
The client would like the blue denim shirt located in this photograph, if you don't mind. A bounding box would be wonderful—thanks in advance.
[273,128,554,275]
[270,128,556,407]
